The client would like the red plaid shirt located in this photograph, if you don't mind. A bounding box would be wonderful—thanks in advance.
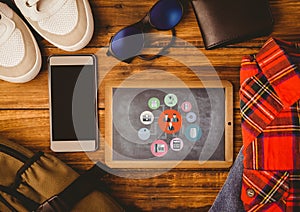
[240,38,300,211]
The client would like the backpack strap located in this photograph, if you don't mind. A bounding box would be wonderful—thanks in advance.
[0,194,17,212]
[0,185,40,211]
[35,162,112,212]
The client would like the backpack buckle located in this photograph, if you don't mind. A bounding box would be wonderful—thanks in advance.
[35,195,69,212]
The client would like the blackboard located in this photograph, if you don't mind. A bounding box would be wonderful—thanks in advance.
[105,81,233,168]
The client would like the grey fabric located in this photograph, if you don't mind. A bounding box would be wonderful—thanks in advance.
[209,147,245,212]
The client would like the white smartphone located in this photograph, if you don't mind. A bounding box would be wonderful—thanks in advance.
[48,55,98,152]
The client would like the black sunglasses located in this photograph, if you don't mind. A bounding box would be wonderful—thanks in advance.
[107,0,184,63]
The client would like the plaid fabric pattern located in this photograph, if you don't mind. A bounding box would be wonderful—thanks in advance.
[240,38,300,211]
[242,170,300,211]
[242,170,289,211]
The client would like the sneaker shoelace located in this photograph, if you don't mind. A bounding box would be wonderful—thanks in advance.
[22,0,68,20]
[26,0,39,7]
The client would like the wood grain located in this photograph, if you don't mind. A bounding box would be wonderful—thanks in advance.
[0,0,299,210]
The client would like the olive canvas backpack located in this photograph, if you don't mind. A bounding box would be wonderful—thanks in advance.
[0,136,124,212]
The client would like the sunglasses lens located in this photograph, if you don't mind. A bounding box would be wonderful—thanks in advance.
[111,26,144,60]
[149,0,183,30]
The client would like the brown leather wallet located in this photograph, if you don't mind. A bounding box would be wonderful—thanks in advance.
[191,0,274,49]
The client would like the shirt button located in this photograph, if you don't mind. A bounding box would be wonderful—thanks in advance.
[246,188,255,198]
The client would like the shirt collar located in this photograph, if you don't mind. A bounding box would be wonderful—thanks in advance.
[255,37,299,77]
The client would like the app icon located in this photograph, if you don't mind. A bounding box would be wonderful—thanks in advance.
[140,111,154,125]
[158,109,182,134]
[185,124,202,142]
[148,97,160,110]
[181,101,192,112]
[170,138,183,151]
[151,140,168,157]
[138,128,151,140]
[186,112,197,123]
[164,93,178,107]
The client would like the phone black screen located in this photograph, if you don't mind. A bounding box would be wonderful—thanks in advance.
[50,64,97,141]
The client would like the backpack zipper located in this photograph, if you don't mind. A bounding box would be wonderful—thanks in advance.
[0,143,28,163]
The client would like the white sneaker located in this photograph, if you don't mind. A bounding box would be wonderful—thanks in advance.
[0,2,41,83]
[14,0,94,52]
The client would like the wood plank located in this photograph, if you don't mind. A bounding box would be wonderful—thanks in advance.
[0,110,236,210]
[40,0,300,48]
[41,46,257,67]
[0,110,242,166]
[96,169,230,211]
[1,0,298,210]
[0,60,243,109]
[102,170,230,211]
[0,71,49,109]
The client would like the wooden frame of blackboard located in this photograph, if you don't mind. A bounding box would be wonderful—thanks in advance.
[105,80,233,169]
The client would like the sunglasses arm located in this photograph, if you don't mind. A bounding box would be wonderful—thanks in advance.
[138,28,176,61]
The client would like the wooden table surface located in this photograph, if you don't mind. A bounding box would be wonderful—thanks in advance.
[1,0,300,211]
